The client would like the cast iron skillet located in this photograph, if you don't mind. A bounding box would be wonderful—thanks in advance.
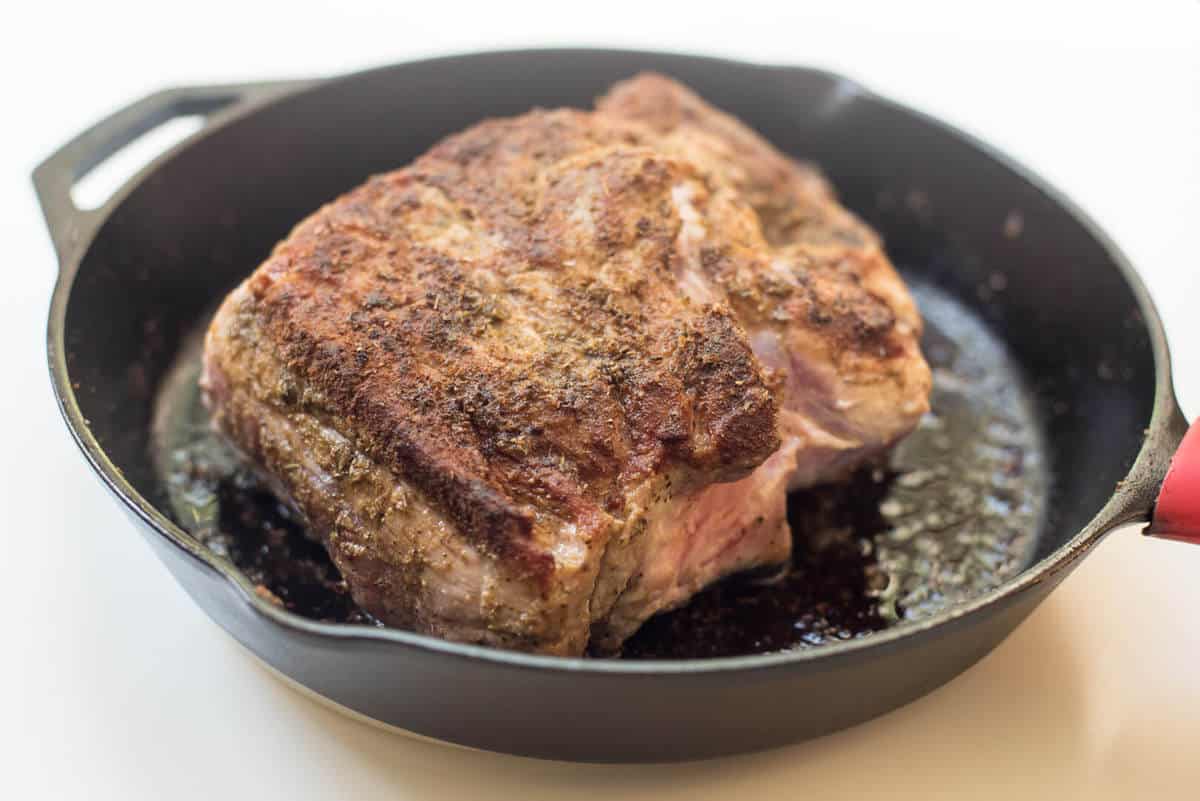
[35,49,1200,762]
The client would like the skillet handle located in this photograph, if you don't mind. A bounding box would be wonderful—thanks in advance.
[1146,418,1200,544]
[32,79,312,266]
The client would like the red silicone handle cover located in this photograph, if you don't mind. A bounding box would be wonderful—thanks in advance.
[1147,419,1200,544]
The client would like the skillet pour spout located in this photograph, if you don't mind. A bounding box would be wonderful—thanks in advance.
[30,50,1200,761]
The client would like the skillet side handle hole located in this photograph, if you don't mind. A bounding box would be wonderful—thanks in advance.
[70,114,207,211]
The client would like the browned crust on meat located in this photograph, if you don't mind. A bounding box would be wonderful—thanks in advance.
[204,338,601,652]
[598,73,923,359]
[204,75,932,654]
[206,109,781,576]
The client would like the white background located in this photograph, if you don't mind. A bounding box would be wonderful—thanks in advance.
[5,2,1200,798]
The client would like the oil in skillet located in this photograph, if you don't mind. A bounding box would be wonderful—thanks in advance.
[151,282,1048,658]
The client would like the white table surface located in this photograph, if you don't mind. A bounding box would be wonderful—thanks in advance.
[6,3,1200,798]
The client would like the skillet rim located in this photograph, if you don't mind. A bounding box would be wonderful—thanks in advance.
[43,47,1181,676]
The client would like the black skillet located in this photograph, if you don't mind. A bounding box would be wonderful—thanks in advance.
[35,49,1200,762]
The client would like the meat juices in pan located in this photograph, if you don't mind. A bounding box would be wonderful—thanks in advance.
[158,75,1038,656]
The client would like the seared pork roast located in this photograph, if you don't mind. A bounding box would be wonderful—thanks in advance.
[202,75,931,655]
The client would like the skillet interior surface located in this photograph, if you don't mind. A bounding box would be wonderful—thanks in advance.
[47,49,1162,758]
